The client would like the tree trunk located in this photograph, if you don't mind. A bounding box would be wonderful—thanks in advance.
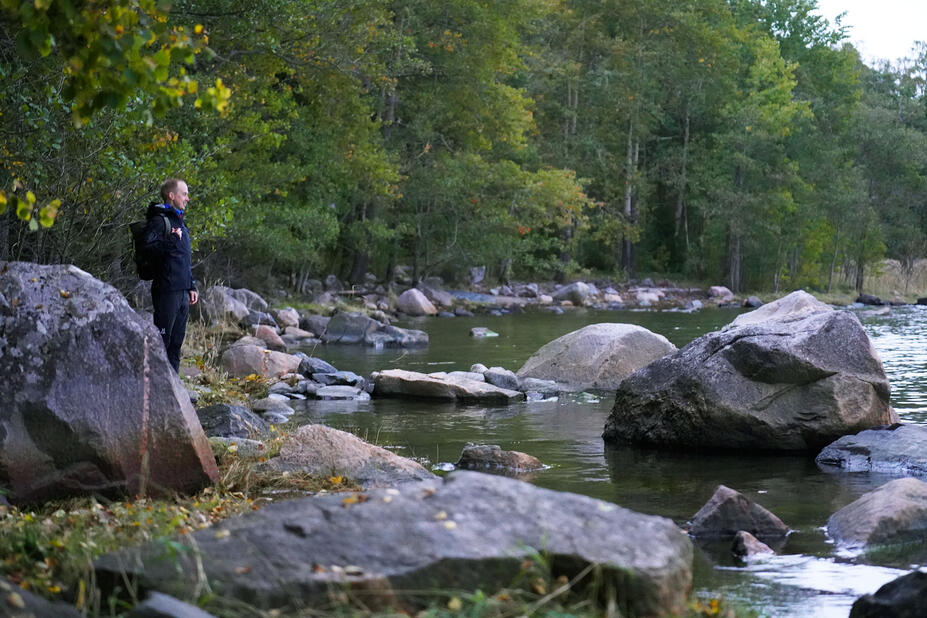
[728,232,742,293]
[621,125,637,278]
[855,259,864,293]
[674,109,690,252]
[827,227,840,293]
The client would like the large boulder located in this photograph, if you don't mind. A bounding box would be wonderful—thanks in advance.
[95,471,693,616]
[220,344,301,378]
[192,286,249,325]
[517,323,676,391]
[827,477,927,549]
[688,485,789,543]
[0,262,218,504]
[322,311,428,347]
[397,288,438,316]
[227,287,268,312]
[850,570,927,618]
[0,576,82,616]
[260,424,434,487]
[373,369,525,403]
[417,283,455,308]
[604,291,896,452]
[195,404,268,439]
[816,424,927,477]
[252,324,286,352]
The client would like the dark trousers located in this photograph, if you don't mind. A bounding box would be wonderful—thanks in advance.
[152,288,189,373]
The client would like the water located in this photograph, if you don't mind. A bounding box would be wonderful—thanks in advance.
[291,304,927,617]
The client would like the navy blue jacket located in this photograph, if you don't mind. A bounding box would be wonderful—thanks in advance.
[142,203,196,292]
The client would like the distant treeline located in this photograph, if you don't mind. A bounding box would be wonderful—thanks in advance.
[2,0,926,293]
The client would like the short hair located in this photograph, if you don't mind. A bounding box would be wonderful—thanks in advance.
[160,178,185,202]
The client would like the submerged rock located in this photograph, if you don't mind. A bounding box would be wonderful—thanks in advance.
[518,323,676,391]
[373,369,524,403]
[816,424,927,478]
[456,444,544,471]
[689,485,789,543]
[94,471,693,616]
[0,262,217,504]
[604,291,895,452]
[731,530,775,559]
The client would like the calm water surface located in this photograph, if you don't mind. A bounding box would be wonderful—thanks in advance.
[291,304,927,617]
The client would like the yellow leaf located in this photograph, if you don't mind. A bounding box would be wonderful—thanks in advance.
[447,597,462,611]
[214,529,230,539]
[328,475,343,485]
[194,24,204,34]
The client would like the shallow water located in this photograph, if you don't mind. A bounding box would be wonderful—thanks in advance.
[292,304,927,617]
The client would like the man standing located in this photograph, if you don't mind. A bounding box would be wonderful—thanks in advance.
[143,178,198,373]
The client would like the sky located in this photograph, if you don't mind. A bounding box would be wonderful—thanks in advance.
[813,0,926,64]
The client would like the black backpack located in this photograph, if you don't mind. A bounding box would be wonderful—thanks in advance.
[130,214,171,280]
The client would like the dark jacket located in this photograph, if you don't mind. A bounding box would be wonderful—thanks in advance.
[142,203,195,292]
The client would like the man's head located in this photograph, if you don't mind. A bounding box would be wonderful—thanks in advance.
[160,178,189,211]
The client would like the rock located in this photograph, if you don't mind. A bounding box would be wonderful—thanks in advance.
[709,285,734,301]
[0,576,83,616]
[551,281,591,306]
[229,335,267,348]
[446,371,485,382]
[253,324,286,352]
[262,424,433,486]
[127,591,218,617]
[321,311,381,344]
[369,324,429,348]
[484,366,519,391]
[373,369,525,403]
[455,307,475,317]
[635,290,661,306]
[227,288,268,313]
[220,345,302,378]
[125,279,153,311]
[604,291,896,451]
[0,262,217,504]
[470,327,499,338]
[251,397,295,415]
[209,437,267,459]
[193,286,250,325]
[850,570,927,618]
[95,471,693,617]
[274,307,300,329]
[918,297,927,306]
[456,444,544,471]
[538,294,554,305]
[518,377,559,396]
[685,299,703,311]
[241,310,278,329]
[731,531,774,559]
[397,288,438,316]
[294,353,338,376]
[743,296,763,309]
[324,274,342,291]
[196,404,269,439]
[438,311,455,318]
[728,289,831,328]
[604,293,623,304]
[300,314,330,337]
[518,323,676,391]
[470,363,489,374]
[827,477,927,549]
[315,385,370,401]
[689,485,789,543]
[856,293,885,306]
[816,424,927,477]
[283,326,315,340]
[418,283,455,308]
[312,371,365,388]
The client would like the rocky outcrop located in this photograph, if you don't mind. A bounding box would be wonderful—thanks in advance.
[220,344,302,378]
[260,425,433,487]
[373,369,524,403]
[397,288,437,316]
[850,570,927,618]
[0,262,217,504]
[95,471,693,616]
[816,424,927,477]
[827,477,927,549]
[518,323,676,391]
[688,485,789,543]
[456,444,543,471]
[604,291,896,452]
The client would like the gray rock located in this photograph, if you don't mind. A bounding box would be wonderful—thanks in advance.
[470,363,489,374]
[320,311,380,344]
[456,444,544,471]
[94,471,693,617]
[0,576,82,616]
[604,291,896,452]
[374,369,525,403]
[0,262,217,504]
[227,288,268,313]
[689,485,789,543]
[438,311,455,318]
[315,385,371,401]
[262,412,290,425]
[193,286,250,325]
[446,371,485,382]
[685,299,703,311]
[372,325,429,347]
[518,323,676,391]
[312,371,365,388]
[220,345,301,378]
[274,307,300,329]
[484,366,519,391]
[293,353,338,376]
[241,310,277,328]
[324,274,343,291]
[827,477,927,549]
[743,296,763,309]
[709,285,734,301]
[397,288,438,316]
[251,397,295,415]
[470,327,499,338]
[850,570,927,618]
[727,289,830,328]
[731,530,774,559]
[299,313,331,337]
[196,404,269,439]
[518,377,559,396]
[417,283,455,309]
[455,307,475,317]
[469,265,486,284]
[208,437,268,459]
[253,324,286,352]
[128,591,218,617]
[551,281,592,306]
[816,424,927,477]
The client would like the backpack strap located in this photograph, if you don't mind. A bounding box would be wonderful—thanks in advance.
[160,214,171,237]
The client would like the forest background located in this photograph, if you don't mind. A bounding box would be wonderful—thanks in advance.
[2,0,927,297]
